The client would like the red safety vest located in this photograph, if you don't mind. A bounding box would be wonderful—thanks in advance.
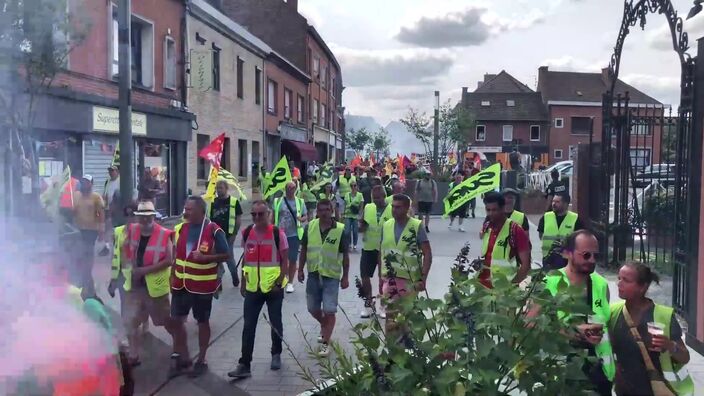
[172,221,222,294]
[122,223,172,297]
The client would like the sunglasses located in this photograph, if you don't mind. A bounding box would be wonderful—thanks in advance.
[576,251,602,261]
[251,211,267,217]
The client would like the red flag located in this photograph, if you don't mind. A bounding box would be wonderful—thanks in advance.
[402,155,412,169]
[397,154,406,183]
[350,154,362,170]
[198,133,225,169]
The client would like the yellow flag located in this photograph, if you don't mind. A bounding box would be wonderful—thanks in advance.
[202,166,219,203]
[263,157,292,199]
[217,168,248,200]
[443,163,501,216]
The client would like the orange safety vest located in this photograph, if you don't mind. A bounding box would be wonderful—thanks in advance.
[172,221,222,294]
[122,223,172,297]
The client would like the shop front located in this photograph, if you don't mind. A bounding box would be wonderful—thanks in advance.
[279,122,316,170]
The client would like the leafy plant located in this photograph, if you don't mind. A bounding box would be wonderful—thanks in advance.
[347,127,372,155]
[371,128,391,160]
[298,244,596,395]
[642,192,675,235]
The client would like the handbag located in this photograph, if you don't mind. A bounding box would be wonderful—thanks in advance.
[621,306,677,396]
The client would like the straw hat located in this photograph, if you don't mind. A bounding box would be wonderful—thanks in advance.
[134,201,158,216]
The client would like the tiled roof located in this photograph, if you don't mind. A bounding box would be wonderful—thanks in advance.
[538,69,661,104]
[474,70,534,93]
[462,92,548,121]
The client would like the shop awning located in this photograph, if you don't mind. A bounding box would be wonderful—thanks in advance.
[283,139,317,161]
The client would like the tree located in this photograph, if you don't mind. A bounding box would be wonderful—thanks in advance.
[346,127,372,155]
[439,101,475,170]
[400,107,432,160]
[0,0,90,215]
[371,127,391,160]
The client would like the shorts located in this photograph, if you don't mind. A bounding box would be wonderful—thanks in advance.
[287,235,300,264]
[450,202,469,218]
[417,201,433,214]
[306,272,340,314]
[360,249,379,278]
[382,277,415,300]
[123,287,171,330]
[170,288,213,323]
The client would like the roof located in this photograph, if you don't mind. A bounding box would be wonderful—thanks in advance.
[462,92,548,122]
[474,71,534,93]
[538,68,661,104]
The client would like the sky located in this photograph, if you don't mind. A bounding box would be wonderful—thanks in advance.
[298,0,704,125]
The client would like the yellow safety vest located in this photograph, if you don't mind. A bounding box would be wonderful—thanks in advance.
[242,225,288,293]
[306,219,345,279]
[380,218,423,281]
[123,224,172,298]
[362,202,392,251]
[541,211,578,257]
[300,183,318,203]
[337,175,356,196]
[481,219,517,282]
[509,210,526,228]
[274,197,305,240]
[343,191,364,218]
[208,196,239,235]
[111,225,127,280]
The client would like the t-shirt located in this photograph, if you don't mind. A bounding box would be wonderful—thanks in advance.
[415,179,436,203]
[210,196,243,238]
[277,198,307,238]
[301,222,350,253]
[73,191,105,231]
[611,302,682,396]
[185,221,229,256]
[134,235,150,288]
[545,180,568,198]
[480,220,530,288]
[537,213,585,234]
[241,226,289,262]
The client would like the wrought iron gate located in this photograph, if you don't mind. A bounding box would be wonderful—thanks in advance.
[599,0,701,320]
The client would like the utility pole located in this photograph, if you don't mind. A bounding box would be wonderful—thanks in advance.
[433,90,440,174]
[118,0,134,207]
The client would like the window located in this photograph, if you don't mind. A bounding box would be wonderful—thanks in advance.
[284,89,292,119]
[571,116,591,135]
[554,118,564,128]
[197,134,209,180]
[255,67,261,105]
[530,125,540,141]
[630,148,652,169]
[475,125,486,141]
[481,101,491,106]
[321,104,327,128]
[313,99,319,123]
[111,6,154,88]
[568,145,576,160]
[506,100,515,107]
[236,57,244,99]
[313,57,320,77]
[267,79,277,114]
[222,137,231,170]
[297,95,305,123]
[164,37,176,89]
[632,121,652,135]
[502,125,513,142]
[321,66,327,88]
[554,149,563,159]
[212,44,220,91]
[238,139,248,177]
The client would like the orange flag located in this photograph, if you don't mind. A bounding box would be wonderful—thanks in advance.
[350,154,362,170]
[397,154,406,183]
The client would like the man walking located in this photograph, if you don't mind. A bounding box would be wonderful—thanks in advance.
[343,181,364,251]
[121,201,179,367]
[466,161,480,218]
[228,200,289,378]
[272,182,307,293]
[171,196,230,377]
[73,174,105,295]
[108,203,139,323]
[380,194,432,331]
[447,172,468,232]
[545,169,567,210]
[414,170,437,233]
[298,199,350,357]
[502,188,529,232]
[544,229,615,395]
[538,193,584,269]
[359,185,392,318]
[210,180,243,287]
[479,192,531,289]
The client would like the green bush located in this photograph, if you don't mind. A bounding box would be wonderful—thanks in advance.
[642,192,675,234]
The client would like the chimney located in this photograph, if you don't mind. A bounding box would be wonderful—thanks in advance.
[477,81,483,89]
[483,73,497,82]
[461,87,468,103]
[537,66,548,92]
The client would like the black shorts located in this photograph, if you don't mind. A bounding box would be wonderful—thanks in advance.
[450,202,469,218]
[360,249,379,278]
[170,288,213,323]
[417,201,433,214]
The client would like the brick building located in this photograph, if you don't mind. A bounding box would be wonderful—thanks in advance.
[186,0,269,198]
[23,0,195,216]
[460,71,549,163]
[537,66,664,165]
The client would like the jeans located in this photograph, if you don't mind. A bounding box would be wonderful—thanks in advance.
[224,235,239,283]
[78,229,98,295]
[239,289,284,366]
[345,218,359,246]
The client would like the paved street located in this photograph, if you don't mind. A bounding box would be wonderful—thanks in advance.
[92,209,704,395]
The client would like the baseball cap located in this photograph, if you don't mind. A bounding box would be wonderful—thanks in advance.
[82,174,94,183]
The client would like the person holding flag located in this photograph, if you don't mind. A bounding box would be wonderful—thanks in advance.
[447,171,468,232]
[263,157,294,201]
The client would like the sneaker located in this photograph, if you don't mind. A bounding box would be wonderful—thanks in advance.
[232,273,240,288]
[227,364,251,379]
[425,226,430,233]
[270,354,282,370]
[168,354,192,379]
[317,335,324,344]
[360,308,371,319]
[189,361,208,378]
[378,309,387,319]
[448,223,453,229]
[459,227,466,232]
[318,343,330,357]
[285,284,295,293]
[353,245,357,251]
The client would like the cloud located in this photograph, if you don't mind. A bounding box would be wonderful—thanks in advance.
[647,13,704,51]
[394,7,544,48]
[299,1,323,28]
[620,73,679,107]
[540,56,605,72]
[332,46,455,87]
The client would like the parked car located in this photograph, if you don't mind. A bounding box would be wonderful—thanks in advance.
[545,160,573,175]
[633,163,676,188]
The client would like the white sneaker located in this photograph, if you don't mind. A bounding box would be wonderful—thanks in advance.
[317,335,324,344]
[459,227,466,232]
[318,343,330,357]
[360,308,371,319]
[285,284,295,293]
[378,309,387,319]
[353,245,357,251]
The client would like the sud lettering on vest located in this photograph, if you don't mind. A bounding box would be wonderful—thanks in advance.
[208,196,239,235]
[242,224,288,293]
[307,219,345,279]
[122,223,172,298]
[362,203,392,251]
[274,196,305,240]
[608,302,695,395]
[172,221,222,294]
[546,269,616,381]
[542,211,578,258]
[480,219,517,285]
[380,218,423,281]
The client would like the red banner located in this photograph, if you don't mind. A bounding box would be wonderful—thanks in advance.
[198,133,225,169]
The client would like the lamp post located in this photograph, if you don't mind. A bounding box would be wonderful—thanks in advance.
[118,0,134,207]
[433,91,440,174]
